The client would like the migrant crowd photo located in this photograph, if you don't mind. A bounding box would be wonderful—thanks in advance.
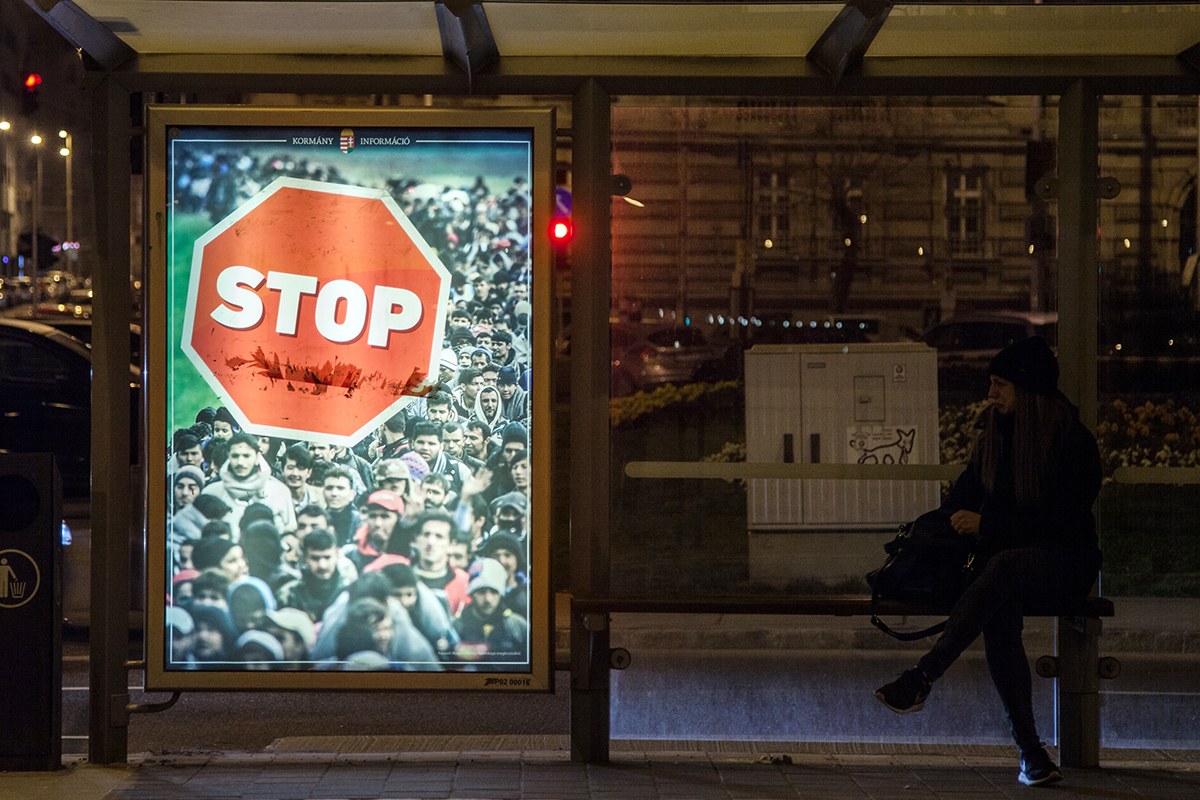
[161,126,537,673]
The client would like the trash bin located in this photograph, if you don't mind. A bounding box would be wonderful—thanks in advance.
[0,453,62,771]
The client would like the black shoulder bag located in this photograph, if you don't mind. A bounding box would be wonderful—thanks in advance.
[865,509,978,641]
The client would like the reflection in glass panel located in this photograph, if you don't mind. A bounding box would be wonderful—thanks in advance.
[609,98,1059,598]
[1097,96,1200,748]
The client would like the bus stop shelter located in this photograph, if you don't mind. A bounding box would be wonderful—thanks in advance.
[24,0,1200,767]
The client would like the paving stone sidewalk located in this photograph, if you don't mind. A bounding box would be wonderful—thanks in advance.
[5,741,1200,800]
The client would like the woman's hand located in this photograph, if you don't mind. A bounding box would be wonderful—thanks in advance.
[950,510,981,536]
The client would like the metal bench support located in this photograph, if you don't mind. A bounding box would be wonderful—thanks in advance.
[571,611,611,763]
[1056,615,1102,769]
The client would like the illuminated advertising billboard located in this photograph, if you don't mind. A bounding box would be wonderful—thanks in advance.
[145,107,553,690]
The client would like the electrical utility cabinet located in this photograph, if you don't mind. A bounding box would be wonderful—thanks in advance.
[745,342,941,530]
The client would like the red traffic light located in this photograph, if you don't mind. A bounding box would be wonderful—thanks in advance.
[24,73,42,90]
[551,218,573,244]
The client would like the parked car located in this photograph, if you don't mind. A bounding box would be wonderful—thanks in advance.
[922,311,1057,360]
[0,318,99,498]
[1098,309,1200,400]
[36,317,142,364]
[0,317,143,627]
[922,309,1200,401]
[38,270,77,301]
[921,311,1058,403]
[6,276,34,305]
[611,323,735,396]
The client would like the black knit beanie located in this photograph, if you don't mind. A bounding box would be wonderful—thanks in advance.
[988,336,1059,397]
[214,406,239,429]
[192,535,235,572]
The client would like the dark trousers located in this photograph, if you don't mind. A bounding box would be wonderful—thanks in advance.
[917,547,1095,753]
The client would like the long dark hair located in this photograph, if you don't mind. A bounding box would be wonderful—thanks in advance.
[975,387,1074,507]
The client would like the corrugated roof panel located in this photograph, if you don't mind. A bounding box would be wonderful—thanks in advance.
[73,0,444,55]
[63,1,1200,58]
[484,3,841,57]
[875,4,1200,58]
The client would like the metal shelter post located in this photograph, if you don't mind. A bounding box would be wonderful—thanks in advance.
[1055,79,1101,769]
[88,76,135,765]
[1057,81,1100,432]
[569,79,613,764]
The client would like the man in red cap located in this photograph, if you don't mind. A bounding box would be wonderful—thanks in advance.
[343,490,408,574]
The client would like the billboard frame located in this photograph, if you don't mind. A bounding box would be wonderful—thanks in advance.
[144,105,555,691]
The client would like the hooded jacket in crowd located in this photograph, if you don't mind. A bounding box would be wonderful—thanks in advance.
[201,454,297,535]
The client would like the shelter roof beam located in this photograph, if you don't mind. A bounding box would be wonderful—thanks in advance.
[436,0,500,89]
[807,0,892,86]
[99,53,1200,97]
[25,0,138,71]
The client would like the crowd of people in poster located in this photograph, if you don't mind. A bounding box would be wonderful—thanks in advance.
[164,137,534,672]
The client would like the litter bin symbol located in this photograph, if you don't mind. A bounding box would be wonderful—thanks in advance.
[0,550,40,609]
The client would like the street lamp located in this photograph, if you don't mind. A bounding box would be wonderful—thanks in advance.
[29,133,43,311]
[0,120,11,259]
[58,130,72,246]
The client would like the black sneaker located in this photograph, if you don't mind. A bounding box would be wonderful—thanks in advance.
[875,667,931,714]
[1018,747,1063,787]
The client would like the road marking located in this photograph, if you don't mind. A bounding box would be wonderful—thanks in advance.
[64,655,90,662]
[63,686,141,692]
[62,736,89,740]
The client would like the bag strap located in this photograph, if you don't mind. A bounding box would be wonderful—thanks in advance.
[869,614,948,642]
[869,554,950,641]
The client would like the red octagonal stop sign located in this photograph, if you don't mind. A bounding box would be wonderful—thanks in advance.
[182,177,450,445]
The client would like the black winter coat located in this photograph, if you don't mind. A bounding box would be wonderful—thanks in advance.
[941,398,1102,573]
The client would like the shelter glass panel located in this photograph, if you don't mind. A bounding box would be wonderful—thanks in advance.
[604,97,1073,746]
[609,98,1060,600]
[1097,95,1200,749]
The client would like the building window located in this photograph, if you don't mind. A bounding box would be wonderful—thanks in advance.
[946,168,986,257]
[755,170,790,252]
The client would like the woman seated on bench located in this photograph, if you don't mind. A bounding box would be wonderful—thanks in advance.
[874,336,1102,788]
